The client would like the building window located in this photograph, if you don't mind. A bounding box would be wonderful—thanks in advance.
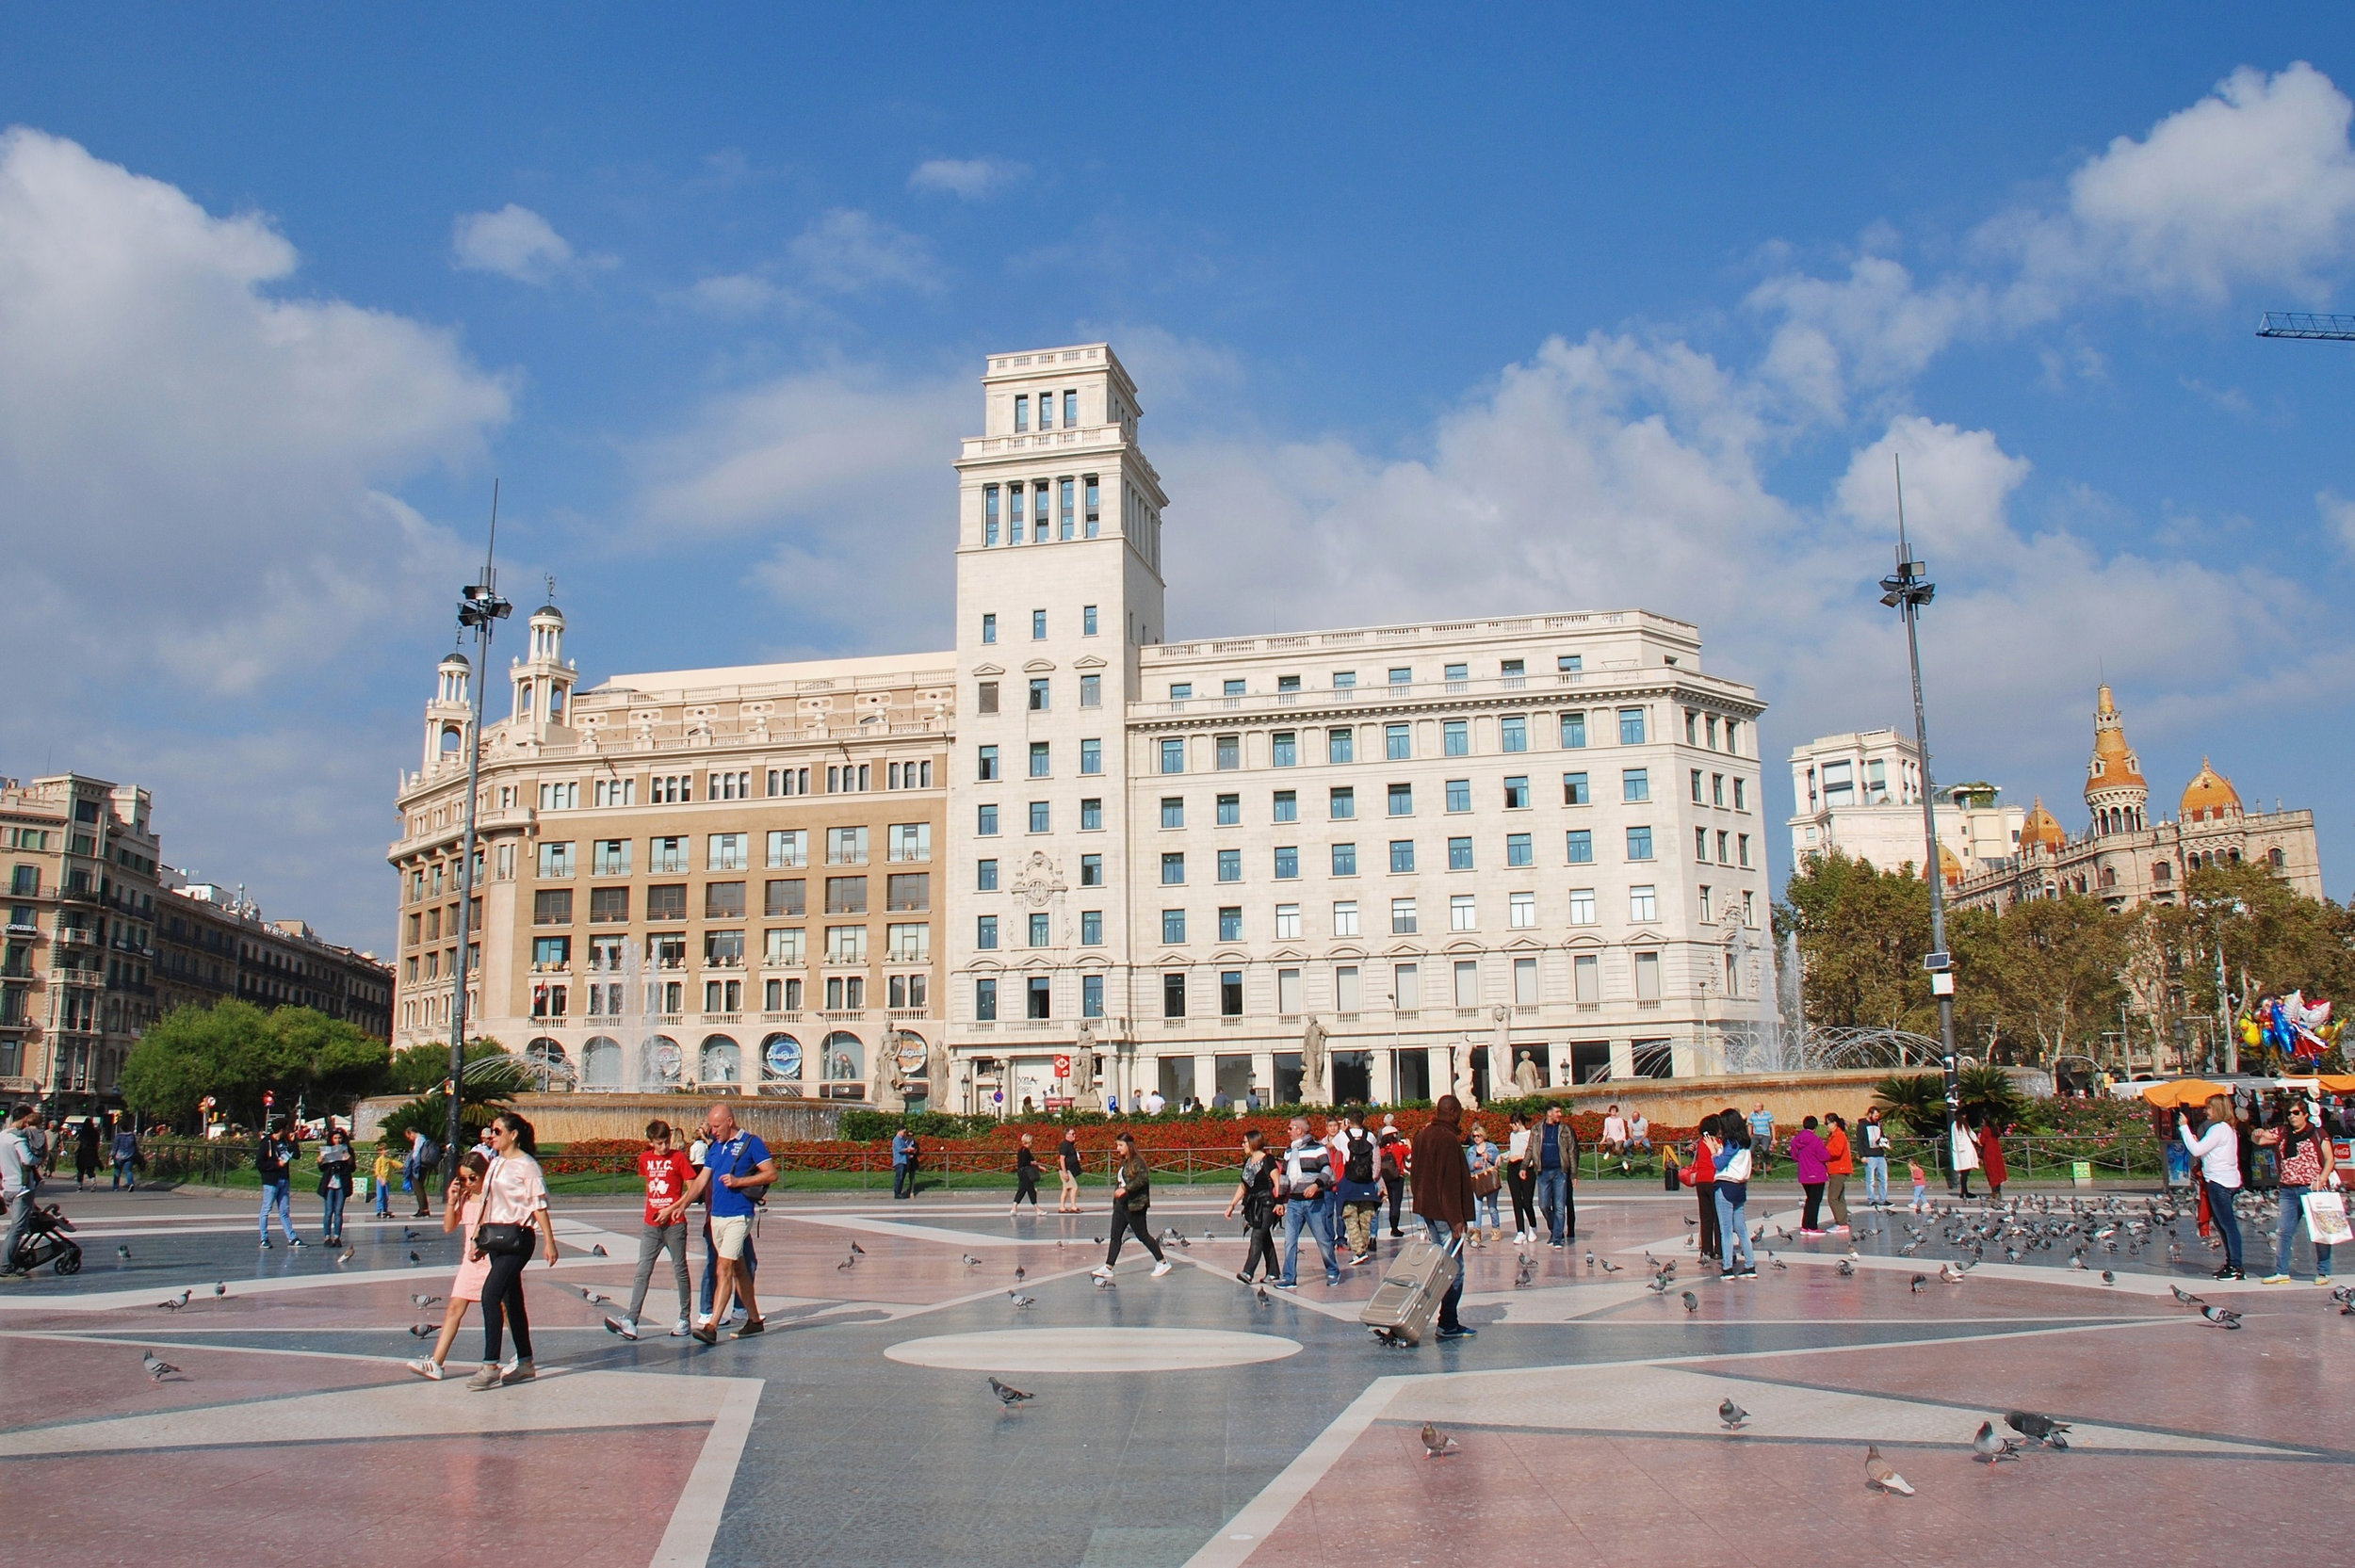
[1501,715,1528,752]
[887,823,932,863]
[1029,741,1050,778]
[1329,728,1355,764]
[763,929,804,967]
[1502,776,1530,810]
[1170,684,1193,701]
[976,858,999,893]
[1272,790,1297,823]
[1028,801,1050,833]
[824,926,868,963]
[975,978,998,1021]
[1217,849,1242,882]
[1633,950,1661,1000]
[1385,723,1410,761]
[1445,779,1471,814]
[1059,477,1075,540]
[1441,720,1468,756]
[983,485,1000,545]
[1626,827,1654,861]
[1082,973,1104,1016]
[1014,394,1029,431]
[1444,662,1469,688]
[978,745,999,782]
[707,833,749,872]
[1733,778,1746,810]
[1561,711,1587,749]
[537,842,575,879]
[977,804,999,836]
[1630,885,1658,923]
[765,831,805,869]
[1216,970,1242,1017]
[1389,840,1417,873]
[1163,972,1186,1018]
[1697,827,1711,861]
[1215,792,1241,826]
[1712,772,1726,807]
[1330,786,1356,819]
[591,886,631,923]
[1080,910,1103,946]
[1078,738,1102,776]
[1573,952,1600,1001]
[821,877,864,915]
[1699,884,1713,922]
[1622,768,1649,803]
[1332,899,1359,936]
[1219,905,1243,942]
[1162,852,1186,885]
[1080,674,1101,708]
[1272,732,1297,767]
[1506,832,1534,867]
[1451,894,1476,931]
[1332,843,1358,876]
[1161,738,1185,774]
[1029,678,1050,712]
[593,839,631,876]
[1567,831,1594,865]
[827,827,869,865]
[1162,910,1187,945]
[886,872,930,912]
[1080,799,1102,831]
[1162,797,1185,829]
[976,915,999,950]
[1509,890,1536,929]
[1453,960,1480,1008]
[1028,912,1049,947]
[1448,836,1474,871]
[1274,846,1299,880]
[1080,852,1103,886]
[1389,783,1414,816]
[1738,833,1751,868]
[765,879,806,917]
[1692,768,1706,804]
[647,884,688,922]
[982,612,997,644]
[1031,609,1047,639]
[1618,707,1647,745]
[1390,898,1418,935]
[532,890,573,926]
[1225,679,1246,698]
[1216,736,1240,770]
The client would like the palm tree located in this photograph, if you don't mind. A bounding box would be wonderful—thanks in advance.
[1872,1073,1948,1139]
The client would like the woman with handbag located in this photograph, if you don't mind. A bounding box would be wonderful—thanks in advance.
[2257,1098,2338,1285]
[1091,1133,1169,1279]
[316,1128,356,1248]
[1225,1130,1279,1285]
[1467,1123,1502,1245]
[408,1152,492,1380]
[2179,1096,2246,1282]
[467,1113,560,1390]
[1681,1113,1721,1262]
[1503,1111,1539,1247]
[1708,1115,1756,1280]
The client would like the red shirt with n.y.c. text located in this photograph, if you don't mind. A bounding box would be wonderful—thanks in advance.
[642,1148,695,1226]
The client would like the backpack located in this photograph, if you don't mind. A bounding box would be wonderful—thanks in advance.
[1343,1130,1375,1185]
[1379,1135,1406,1178]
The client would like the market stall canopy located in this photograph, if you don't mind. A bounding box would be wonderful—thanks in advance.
[2139,1079,2230,1108]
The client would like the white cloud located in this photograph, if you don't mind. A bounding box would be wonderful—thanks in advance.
[1748,255,1990,421]
[2320,490,2355,555]
[683,271,791,316]
[907,156,1029,201]
[787,208,942,295]
[452,202,586,284]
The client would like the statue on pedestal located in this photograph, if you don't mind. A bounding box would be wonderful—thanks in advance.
[1069,1022,1097,1097]
[1513,1049,1542,1095]
[1300,1016,1328,1106]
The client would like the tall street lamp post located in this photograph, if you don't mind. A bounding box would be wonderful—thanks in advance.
[1877,458,1962,1188]
[446,492,510,1165]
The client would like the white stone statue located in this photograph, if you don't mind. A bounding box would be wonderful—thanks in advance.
[1300,1016,1328,1106]
[1069,1022,1097,1096]
[1453,1038,1480,1108]
[1513,1049,1542,1095]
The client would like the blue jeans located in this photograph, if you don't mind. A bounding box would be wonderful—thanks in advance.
[1535,1167,1572,1243]
[1715,1188,1753,1271]
[2275,1185,2334,1278]
[892,1160,914,1199]
[1862,1156,1889,1205]
[111,1156,135,1191]
[1422,1217,1465,1333]
[322,1186,349,1238]
[258,1180,295,1241]
[699,1220,756,1317]
[1282,1198,1339,1285]
[375,1177,392,1216]
[2206,1179,2244,1271]
[1474,1188,1501,1230]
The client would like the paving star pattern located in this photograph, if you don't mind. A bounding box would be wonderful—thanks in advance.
[1,1184,2347,1567]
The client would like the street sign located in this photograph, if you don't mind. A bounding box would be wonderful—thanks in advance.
[2071,1159,2093,1188]
[1053,1055,1071,1077]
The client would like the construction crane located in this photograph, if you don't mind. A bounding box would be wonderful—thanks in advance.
[2256,311,2355,341]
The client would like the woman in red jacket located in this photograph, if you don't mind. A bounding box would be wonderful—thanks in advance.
[1977,1118,2008,1201]
[1679,1112,1720,1260]
[1822,1114,1854,1235]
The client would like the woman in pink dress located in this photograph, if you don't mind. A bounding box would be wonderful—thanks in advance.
[407,1151,492,1380]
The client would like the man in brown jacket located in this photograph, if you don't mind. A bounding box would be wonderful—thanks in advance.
[1410,1094,1476,1340]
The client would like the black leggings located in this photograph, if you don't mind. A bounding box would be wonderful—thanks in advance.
[1507,1169,1538,1234]
[1801,1182,1826,1230]
[1015,1166,1040,1206]
[1696,1180,1720,1258]
[481,1229,536,1364]
[1242,1220,1278,1282]
[1105,1204,1164,1267]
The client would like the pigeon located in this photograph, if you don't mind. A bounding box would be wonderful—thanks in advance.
[1092,1237,1105,1245]
[157,1290,190,1311]
[141,1350,181,1382]
[1681,1290,1699,1314]
[850,1241,867,1254]
[1864,1445,1914,1495]
[591,1243,609,1257]
[212,1283,226,1297]
[116,1244,131,1260]
[1648,1275,1673,1295]
[408,1323,434,1338]
[579,1286,609,1305]
[403,1228,417,1242]
[1972,1421,2021,1463]
[1419,1421,1459,1457]
[1009,1292,1036,1310]
[1255,1285,1270,1302]
[1769,1256,1787,1271]
[336,1247,356,1265]
[1096,1275,1115,1290]
[411,1293,443,1308]
[1939,1263,1967,1285]
[2102,1269,2115,1285]
[407,1252,422,1265]
[2006,1411,2072,1448]
[1599,1258,1623,1273]
[836,1256,856,1271]
[1014,1265,1027,1283]
[962,1254,982,1267]
[987,1377,1032,1406]
[1908,1274,1928,1294]
[2201,1304,2243,1330]
[2171,1285,2204,1306]
[1589,1251,1600,1269]
[1718,1398,1749,1431]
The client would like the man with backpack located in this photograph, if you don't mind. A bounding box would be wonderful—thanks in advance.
[1337,1110,1383,1264]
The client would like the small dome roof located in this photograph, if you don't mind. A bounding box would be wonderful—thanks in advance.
[532,602,564,622]
[438,649,470,668]
[2021,796,2067,853]
[2084,683,2147,797]
[2180,757,2243,819]
[1936,843,1963,883]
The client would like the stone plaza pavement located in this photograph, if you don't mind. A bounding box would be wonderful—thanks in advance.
[1,1178,2346,1566]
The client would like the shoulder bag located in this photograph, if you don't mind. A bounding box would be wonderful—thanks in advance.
[473,1156,534,1255]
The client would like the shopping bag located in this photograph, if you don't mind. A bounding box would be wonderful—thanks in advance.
[2301,1190,2353,1247]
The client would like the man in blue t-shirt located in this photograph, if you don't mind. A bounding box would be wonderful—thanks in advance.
[1748,1104,1776,1176]
[891,1127,918,1200]
[672,1104,776,1345]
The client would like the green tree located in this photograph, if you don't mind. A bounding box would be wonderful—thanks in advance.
[1977,894,2128,1064]
[119,1002,389,1127]
[1780,851,1938,1031]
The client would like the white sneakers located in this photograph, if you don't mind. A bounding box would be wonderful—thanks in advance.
[1150,1260,1173,1278]
[1090,1264,1113,1278]
[671,1317,692,1336]
[605,1316,640,1340]
[406,1358,442,1381]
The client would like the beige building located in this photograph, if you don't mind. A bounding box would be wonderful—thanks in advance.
[1788,728,2025,879]
[2,772,389,1108]
[1950,685,2323,914]
[388,605,951,1102]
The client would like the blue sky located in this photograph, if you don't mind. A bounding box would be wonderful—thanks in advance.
[4,7,2353,950]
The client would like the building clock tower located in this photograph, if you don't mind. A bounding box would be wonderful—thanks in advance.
[946,343,1168,1112]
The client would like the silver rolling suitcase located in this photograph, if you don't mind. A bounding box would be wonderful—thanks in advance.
[1360,1232,1463,1346]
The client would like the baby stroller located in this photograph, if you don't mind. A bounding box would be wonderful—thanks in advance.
[9,1203,83,1275]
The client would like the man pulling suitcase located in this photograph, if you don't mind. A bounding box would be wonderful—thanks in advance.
[1361,1094,1477,1344]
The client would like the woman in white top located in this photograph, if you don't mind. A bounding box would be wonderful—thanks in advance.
[467,1112,560,1390]
[1504,1112,1538,1246]
[2179,1094,2245,1282]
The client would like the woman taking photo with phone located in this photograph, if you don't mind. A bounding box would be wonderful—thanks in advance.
[467,1112,560,1390]
[2180,1094,2246,1282]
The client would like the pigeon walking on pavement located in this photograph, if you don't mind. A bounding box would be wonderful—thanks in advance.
[1718,1398,1749,1431]
[2006,1411,2072,1448]
[157,1290,190,1311]
[1681,1290,1699,1314]
[2201,1304,2243,1330]
[1419,1422,1459,1457]
[141,1350,181,1382]
[1864,1446,1914,1495]
[1972,1421,2022,1463]
[987,1377,1032,1407]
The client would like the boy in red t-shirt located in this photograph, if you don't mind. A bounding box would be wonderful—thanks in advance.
[606,1120,695,1340]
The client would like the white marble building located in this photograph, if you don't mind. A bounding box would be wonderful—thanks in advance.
[946,344,1771,1111]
